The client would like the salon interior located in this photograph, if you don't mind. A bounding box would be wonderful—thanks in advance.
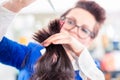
[0,0,120,80]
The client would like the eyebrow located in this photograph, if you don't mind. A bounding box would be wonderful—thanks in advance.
[66,16,77,22]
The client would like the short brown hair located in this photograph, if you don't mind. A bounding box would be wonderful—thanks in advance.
[75,1,106,25]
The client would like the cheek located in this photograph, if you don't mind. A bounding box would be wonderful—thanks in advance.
[78,39,87,45]
[60,27,66,32]
[78,38,92,47]
[60,24,69,32]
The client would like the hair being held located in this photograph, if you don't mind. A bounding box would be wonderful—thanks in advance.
[30,19,75,80]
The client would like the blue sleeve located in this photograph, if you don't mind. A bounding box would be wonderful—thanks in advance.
[0,37,31,70]
[17,43,44,80]
[24,42,44,71]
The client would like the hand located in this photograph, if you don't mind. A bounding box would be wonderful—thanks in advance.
[2,0,37,12]
[42,31,84,56]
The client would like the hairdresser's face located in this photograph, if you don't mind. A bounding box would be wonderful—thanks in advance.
[60,8,97,47]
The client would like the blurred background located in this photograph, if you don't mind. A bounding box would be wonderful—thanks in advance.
[0,0,120,80]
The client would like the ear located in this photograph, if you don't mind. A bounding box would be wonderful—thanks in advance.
[59,20,65,28]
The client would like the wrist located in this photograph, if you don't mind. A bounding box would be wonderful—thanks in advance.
[75,47,84,57]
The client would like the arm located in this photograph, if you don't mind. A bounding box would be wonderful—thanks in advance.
[0,4,16,41]
[40,22,104,79]
[0,37,31,69]
[72,48,105,80]
[0,0,37,41]
[2,0,37,13]
[0,0,37,69]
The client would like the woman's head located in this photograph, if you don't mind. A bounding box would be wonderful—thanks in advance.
[60,1,106,46]
[61,1,106,25]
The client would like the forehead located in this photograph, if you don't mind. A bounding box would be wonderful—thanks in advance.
[66,8,97,31]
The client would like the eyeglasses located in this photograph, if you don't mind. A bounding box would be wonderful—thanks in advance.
[60,17,95,39]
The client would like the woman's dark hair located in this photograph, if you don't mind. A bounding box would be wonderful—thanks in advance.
[61,1,106,38]
[30,19,75,80]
